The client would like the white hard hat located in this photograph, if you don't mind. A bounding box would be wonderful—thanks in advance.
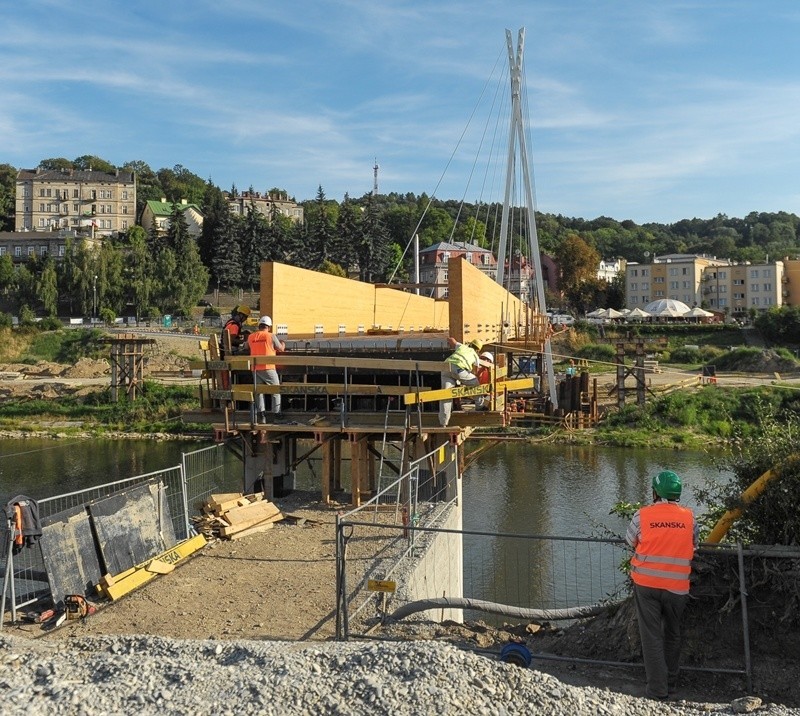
[258,315,272,326]
[480,352,494,363]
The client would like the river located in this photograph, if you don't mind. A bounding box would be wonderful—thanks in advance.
[1,438,729,529]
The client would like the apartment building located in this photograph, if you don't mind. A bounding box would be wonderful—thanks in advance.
[226,190,303,224]
[701,261,785,318]
[141,199,204,238]
[15,168,136,236]
[419,241,497,298]
[0,229,101,264]
[625,254,729,309]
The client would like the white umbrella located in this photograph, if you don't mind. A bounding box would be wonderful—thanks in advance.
[626,307,651,321]
[586,308,605,317]
[605,308,624,319]
[656,306,685,318]
[684,306,713,318]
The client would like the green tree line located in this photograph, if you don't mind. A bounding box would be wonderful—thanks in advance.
[2,156,800,317]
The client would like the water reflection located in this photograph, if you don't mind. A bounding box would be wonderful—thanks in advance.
[461,442,730,617]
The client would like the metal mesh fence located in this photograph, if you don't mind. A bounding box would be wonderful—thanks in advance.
[336,521,629,637]
[1,443,236,619]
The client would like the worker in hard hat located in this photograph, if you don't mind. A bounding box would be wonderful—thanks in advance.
[439,336,484,427]
[625,470,700,700]
[247,315,287,423]
[221,304,252,358]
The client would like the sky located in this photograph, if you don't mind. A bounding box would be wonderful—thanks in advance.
[1,1,799,225]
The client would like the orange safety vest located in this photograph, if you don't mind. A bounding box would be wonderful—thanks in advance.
[247,330,277,371]
[630,502,695,594]
[13,505,23,546]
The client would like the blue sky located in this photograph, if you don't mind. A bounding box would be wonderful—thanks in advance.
[1,1,799,224]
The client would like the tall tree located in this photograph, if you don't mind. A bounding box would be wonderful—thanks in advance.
[37,258,59,317]
[558,234,601,295]
[0,163,16,231]
[238,199,270,290]
[306,186,336,268]
[124,227,154,320]
[357,195,392,282]
[165,202,209,312]
[334,194,361,272]
[203,182,242,289]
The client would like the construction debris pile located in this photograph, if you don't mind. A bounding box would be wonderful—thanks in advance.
[192,493,285,541]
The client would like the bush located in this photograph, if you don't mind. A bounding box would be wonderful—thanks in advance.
[576,342,615,363]
[37,317,62,331]
[670,346,702,364]
[0,313,11,329]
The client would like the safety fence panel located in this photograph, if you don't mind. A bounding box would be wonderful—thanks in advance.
[181,443,231,538]
[336,529,797,690]
[2,444,238,619]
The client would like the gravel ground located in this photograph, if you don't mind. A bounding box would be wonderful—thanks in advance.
[2,634,795,716]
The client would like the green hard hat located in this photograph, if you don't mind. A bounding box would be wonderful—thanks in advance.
[652,470,682,500]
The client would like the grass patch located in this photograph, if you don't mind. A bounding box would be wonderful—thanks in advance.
[0,383,199,434]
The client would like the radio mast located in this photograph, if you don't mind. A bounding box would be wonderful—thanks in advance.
[373,158,379,196]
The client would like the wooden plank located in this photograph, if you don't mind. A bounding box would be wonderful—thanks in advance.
[404,383,491,405]
[209,492,242,504]
[219,511,284,537]
[145,559,174,575]
[222,500,281,526]
[404,376,535,405]
[247,383,429,396]
[227,521,276,541]
[225,355,448,372]
[102,534,207,601]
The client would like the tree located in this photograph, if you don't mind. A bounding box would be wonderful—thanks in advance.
[124,227,153,321]
[238,199,269,289]
[38,158,74,171]
[306,186,336,268]
[73,155,116,173]
[334,194,361,272]
[558,234,601,296]
[0,254,15,295]
[357,195,392,282]
[122,160,163,221]
[157,164,207,205]
[203,182,242,289]
[165,203,208,312]
[0,163,16,231]
[37,258,59,316]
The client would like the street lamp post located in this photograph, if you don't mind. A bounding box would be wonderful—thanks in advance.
[93,275,98,319]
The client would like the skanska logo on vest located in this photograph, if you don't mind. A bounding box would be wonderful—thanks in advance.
[649,521,687,529]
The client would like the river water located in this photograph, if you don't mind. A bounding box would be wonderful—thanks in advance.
[1,437,729,529]
[1,438,730,612]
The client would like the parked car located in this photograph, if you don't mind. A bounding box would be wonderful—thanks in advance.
[550,314,575,326]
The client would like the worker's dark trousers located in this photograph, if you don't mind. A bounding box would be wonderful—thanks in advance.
[633,583,687,699]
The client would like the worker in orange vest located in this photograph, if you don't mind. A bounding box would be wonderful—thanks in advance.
[247,315,286,423]
[626,470,699,700]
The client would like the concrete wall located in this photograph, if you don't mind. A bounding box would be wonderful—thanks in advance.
[260,262,448,336]
[397,500,464,623]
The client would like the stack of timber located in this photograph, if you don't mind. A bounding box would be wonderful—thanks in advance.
[193,493,285,541]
